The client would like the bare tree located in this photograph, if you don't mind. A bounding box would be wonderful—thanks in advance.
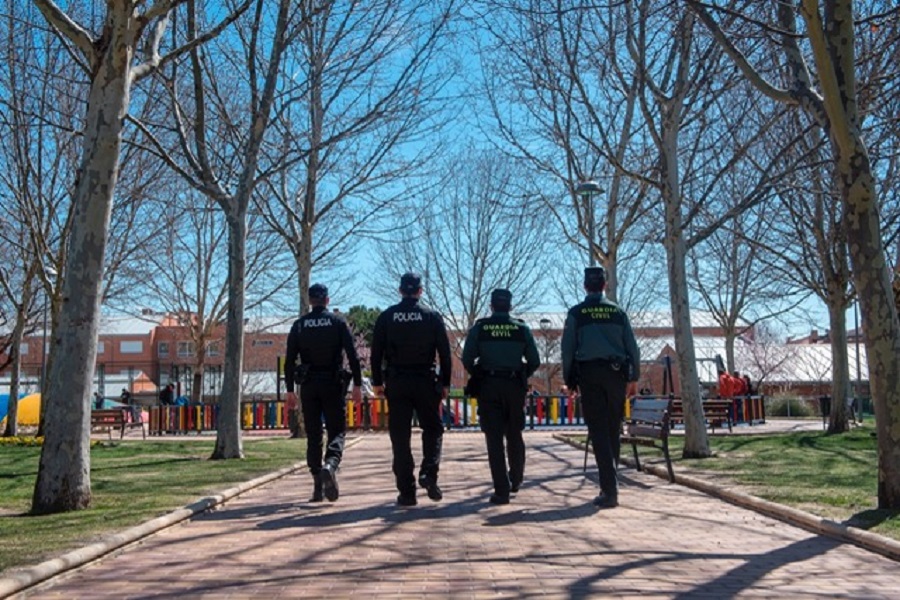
[688,192,811,373]
[137,0,295,459]
[0,1,81,436]
[123,191,292,402]
[252,0,461,316]
[477,0,654,301]
[738,322,800,395]
[689,0,900,507]
[378,150,551,347]
[29,0,249,513]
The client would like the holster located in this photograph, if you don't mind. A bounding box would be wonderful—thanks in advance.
[339,368,353,390]
[294,364,310,386]
[566,363,579,390]
[464,372,481,397]
[288,407,302,438]
[433,372,444,398]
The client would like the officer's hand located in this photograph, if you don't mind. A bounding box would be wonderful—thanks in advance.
[373,385,385,398]
[351,385,362,404]
[441,386,449,401]
[285,392,298,412]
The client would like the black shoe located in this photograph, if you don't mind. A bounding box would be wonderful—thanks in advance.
[592,493,618,509]
[310,478,324,502]
[510,482,521,494]
[320,464,339,502]
[489,494,510,505]
[418,473,443,501]
[397,492,417,506]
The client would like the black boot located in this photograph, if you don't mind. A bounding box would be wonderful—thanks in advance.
[418,472,442,501]
[321,463,339,502]
[310,476,324,502]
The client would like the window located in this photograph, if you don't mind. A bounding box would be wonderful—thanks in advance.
[177,341,195,357]
[252,339,274,347]
[208,342,221,357]
[120,340,143,354]
[19,343,28,355]
[97,341,105,354]
[158,342,169,358]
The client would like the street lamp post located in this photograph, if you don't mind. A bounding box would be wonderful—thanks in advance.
[575,180,603,266]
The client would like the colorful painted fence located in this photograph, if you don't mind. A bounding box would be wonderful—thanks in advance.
[147,394,765,434]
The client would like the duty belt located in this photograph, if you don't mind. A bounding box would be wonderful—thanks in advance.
[579,358,623,370]
[483,369,522,379]
[305,368,340,381]
[388,365,434,377]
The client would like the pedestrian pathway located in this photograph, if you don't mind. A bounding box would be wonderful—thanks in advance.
[18,432,900,598]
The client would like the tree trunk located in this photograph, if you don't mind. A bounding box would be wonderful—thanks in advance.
[724,332,736,374]
[32,42,131,513]
[296,225,313,315]
[826,300,850,433]
[840,145,900,507]
[2,307,27,437]
[661,126,710,459]
[212,211,247,459]
[667,230,711,458]
[192,338,207,403]
[192,369,203,404]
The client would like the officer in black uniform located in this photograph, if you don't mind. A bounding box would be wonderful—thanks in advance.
[462,289,540,505]
[561,267,639,509]
[285,283,363,503]
[371,272,451,506]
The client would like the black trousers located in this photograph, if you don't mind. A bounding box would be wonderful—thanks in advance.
[579,361,626,497]
[386,373,443,495]
[477,377,526,497]
[300,379,346,475]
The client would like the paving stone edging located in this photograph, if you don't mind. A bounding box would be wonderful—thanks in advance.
[557,434,900,563]
[0,435,368,599]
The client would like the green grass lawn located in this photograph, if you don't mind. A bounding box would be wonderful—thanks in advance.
[649,424,900,540]
[0,438,305,573]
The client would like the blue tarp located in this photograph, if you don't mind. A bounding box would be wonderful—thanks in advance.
[0,393,25,422]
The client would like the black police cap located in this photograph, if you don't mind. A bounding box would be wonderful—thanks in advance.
[399,272,422,293]
[491,288,512,305]
[308,283,328,299]
[584,266,606,288]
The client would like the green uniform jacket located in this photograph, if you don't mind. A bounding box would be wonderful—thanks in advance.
[561,293,640,384]
[462,311,541,377]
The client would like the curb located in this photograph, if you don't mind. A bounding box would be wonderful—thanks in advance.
[556,434,900,563]
[0,436,364,598]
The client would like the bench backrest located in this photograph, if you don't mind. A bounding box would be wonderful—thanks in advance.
[670,399,731,414]
[630,398,670,422]
[626,398,670,439]
[91,409,126,424]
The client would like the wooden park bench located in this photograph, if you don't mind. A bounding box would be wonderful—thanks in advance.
[91,408,146,440]
[583,397,675,483]
[670,398,733,433]
[621,397,675,482]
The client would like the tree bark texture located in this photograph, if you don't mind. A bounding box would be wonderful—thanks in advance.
[802,0,900,507]
[212,213,247,460]
[32,23,132,513]
[2,306,27,437]
[661,126,710,459]
[827,300,850,433]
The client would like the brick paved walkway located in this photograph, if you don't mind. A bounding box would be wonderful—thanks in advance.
[19,432,900,599]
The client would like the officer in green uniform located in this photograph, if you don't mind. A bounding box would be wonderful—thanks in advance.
[463,289,540,505]
[562,267,640,509]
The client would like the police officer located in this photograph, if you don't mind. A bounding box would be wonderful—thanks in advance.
[285,283,363,503]
[462,289,540,505]
[561,267,639,509]
[371,272,451,506]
